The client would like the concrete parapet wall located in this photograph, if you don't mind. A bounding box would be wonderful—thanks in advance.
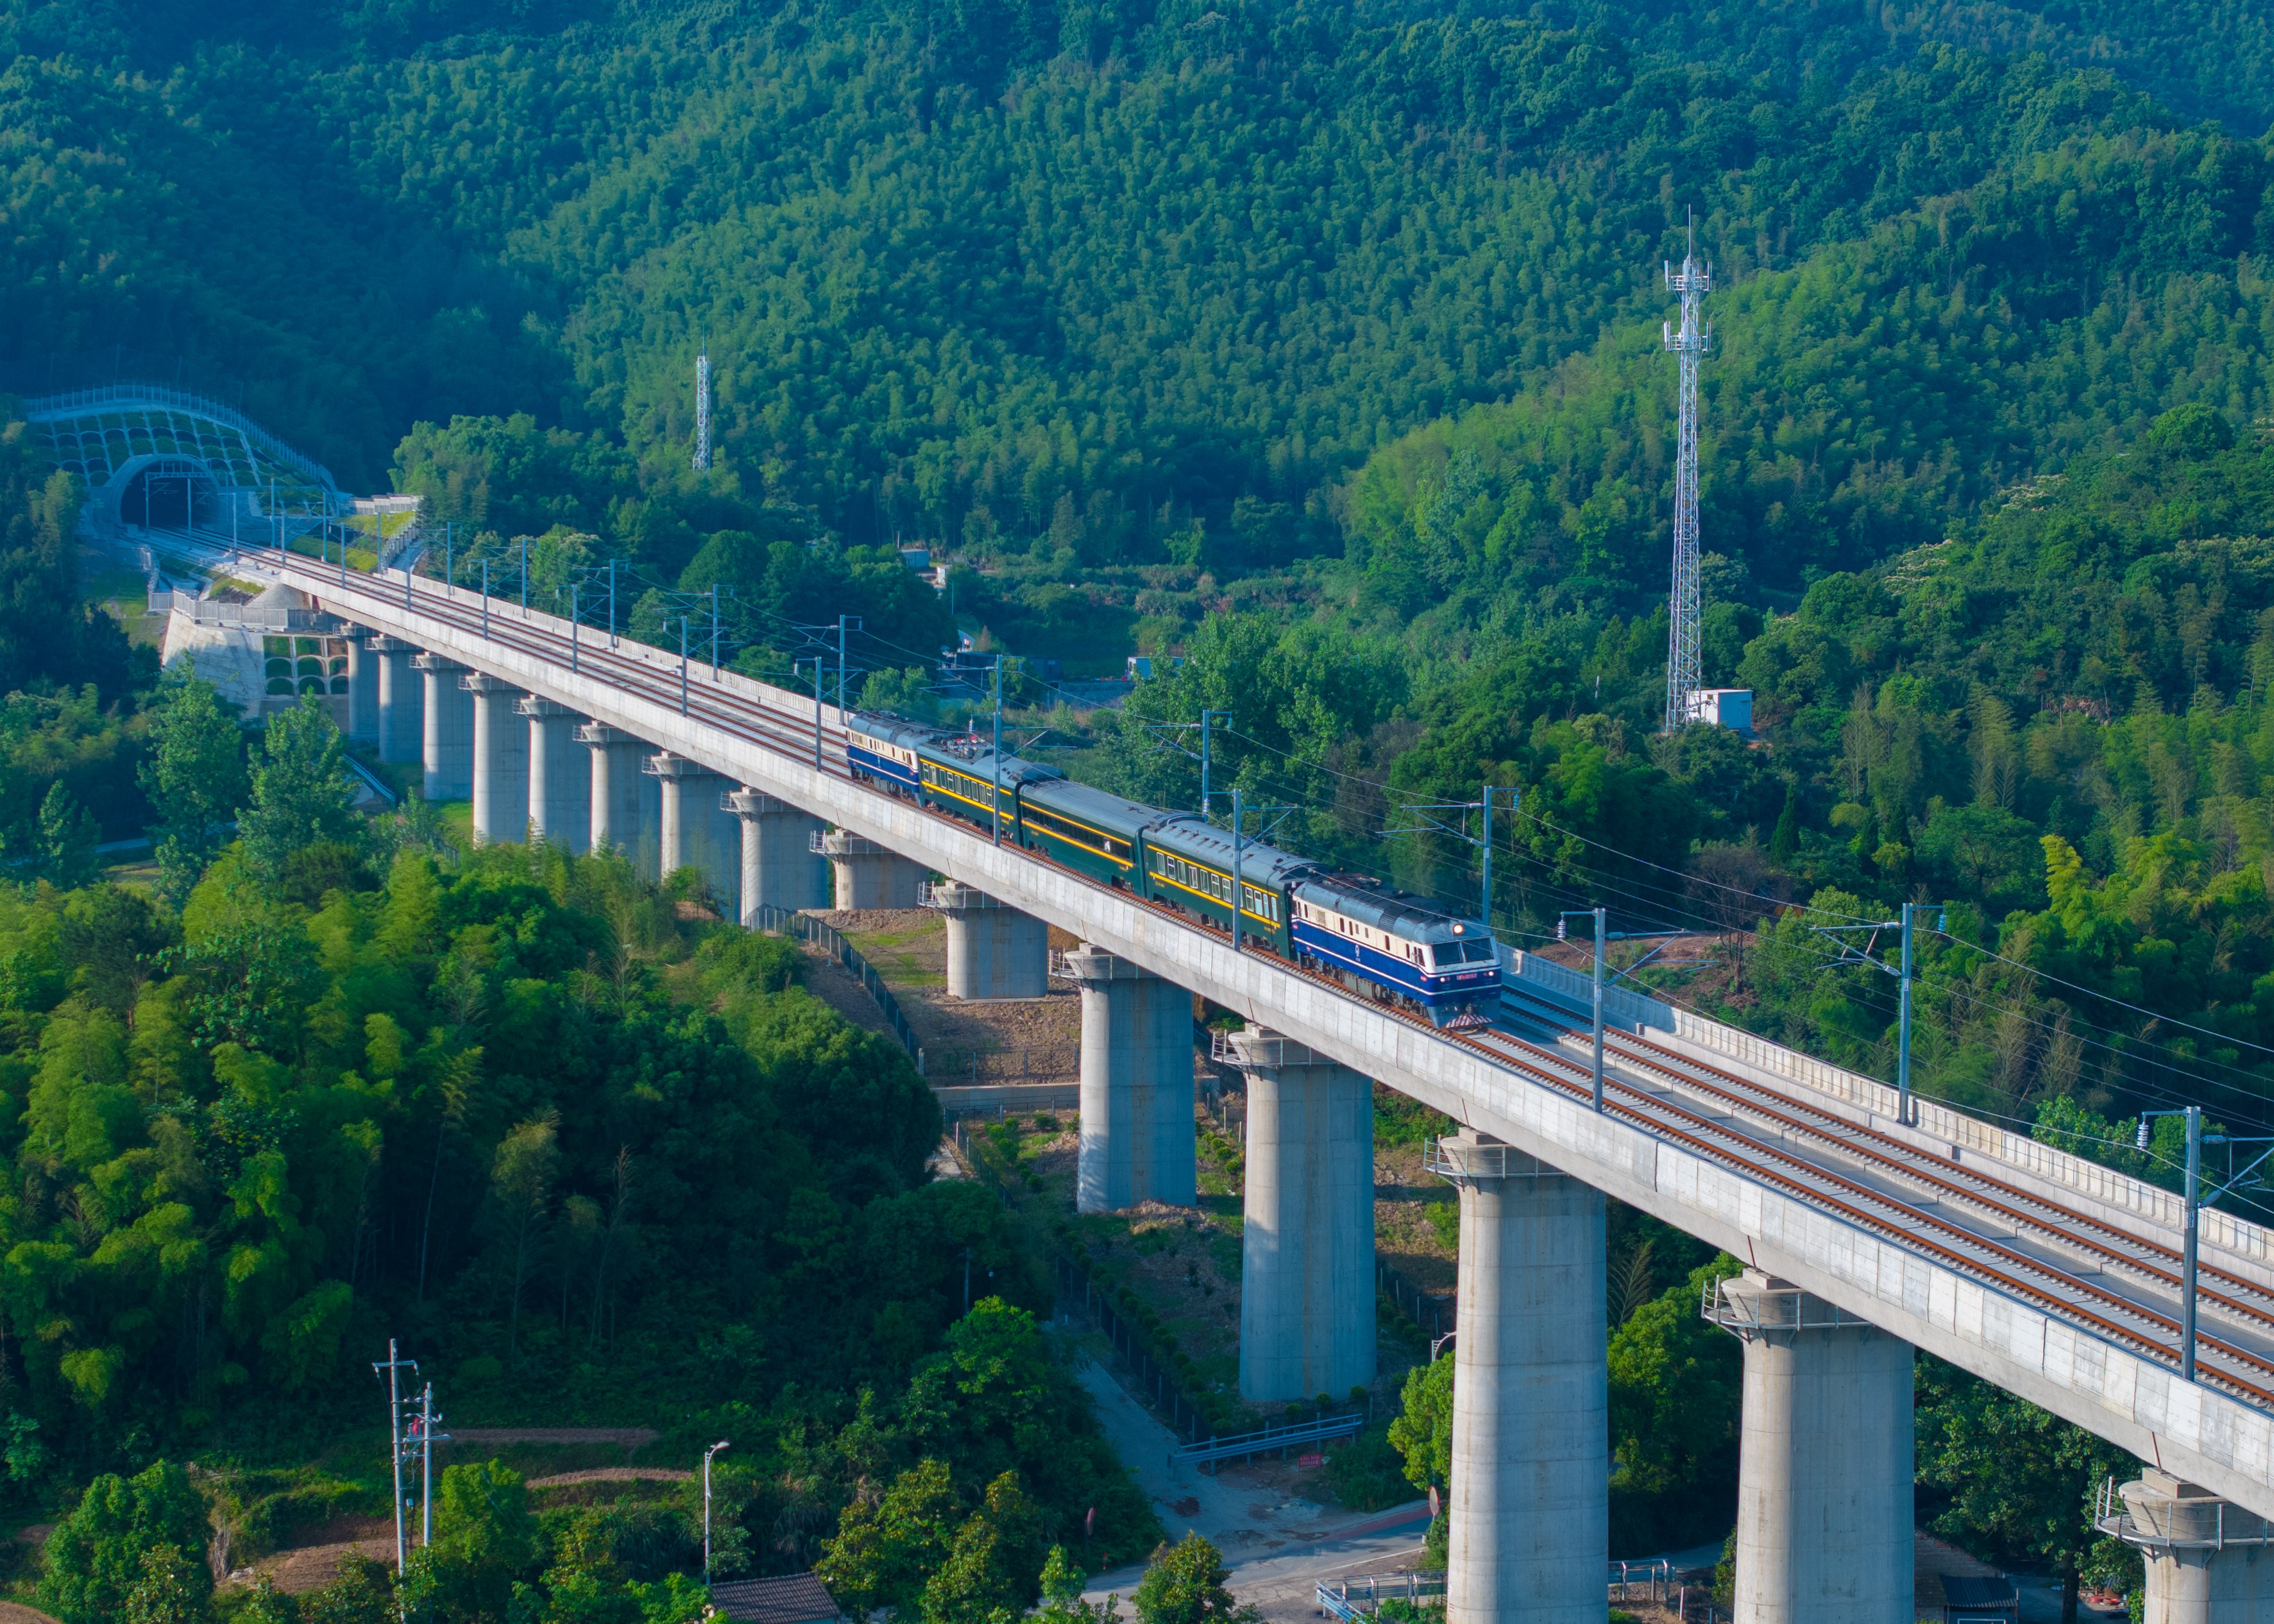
[278,557,2274,1523]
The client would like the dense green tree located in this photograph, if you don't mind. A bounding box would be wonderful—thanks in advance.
[399,1461,545,1623]
[140,676,248,902]
[237,697,361,883]
[1130,1534,1253,1624]
[35,780,99,889]
[1915,1359,2139,1621]
[38,1460,211,1624]
[819,1459,963,1616]
[122,1543,210,1624]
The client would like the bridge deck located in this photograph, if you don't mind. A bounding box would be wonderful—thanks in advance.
[189,539,2274,1520]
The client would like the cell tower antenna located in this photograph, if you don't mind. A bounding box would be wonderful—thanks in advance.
[1662,208,1711,732]
[693,339,712,473]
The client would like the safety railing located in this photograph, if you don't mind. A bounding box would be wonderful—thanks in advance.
[919,879,1003,908]
[1316,1573,1443,1621]
[749,905,919,1061]
[1210,1028,1337,1068]
[1423,1138,1553,1183]
[1176,1409,1364,1469]
[1700,1274,1867,1338]
[2096,1475,2274,1551]
[1317,1561,1672,1620]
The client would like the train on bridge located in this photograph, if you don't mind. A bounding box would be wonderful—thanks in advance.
[844,712,1503,1026]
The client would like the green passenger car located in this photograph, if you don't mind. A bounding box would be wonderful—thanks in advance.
[1014,778,1158,885]
[1135,814,1314,956]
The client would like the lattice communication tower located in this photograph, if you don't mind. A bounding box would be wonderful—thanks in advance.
[693,343,712,473]
[1662,214,1711,732]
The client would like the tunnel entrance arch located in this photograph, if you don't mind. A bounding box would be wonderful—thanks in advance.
[120,457,225,534]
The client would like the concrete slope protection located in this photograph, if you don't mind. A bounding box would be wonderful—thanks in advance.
[216,541,2274,1620]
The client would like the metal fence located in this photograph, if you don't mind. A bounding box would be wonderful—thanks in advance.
[1378,1258,1453,1341]
[146,594,329,629]
[1056,1255,1213,1442]
[26,382,341,491]
[750,905,920,1060]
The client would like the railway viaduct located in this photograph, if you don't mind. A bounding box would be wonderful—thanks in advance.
[159,536,2274,1624]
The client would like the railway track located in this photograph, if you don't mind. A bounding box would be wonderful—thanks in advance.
[251,547,2274,1413]
[1495,982,2274,1394]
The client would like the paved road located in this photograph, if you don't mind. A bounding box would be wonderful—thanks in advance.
[1071,1341,1432,1618]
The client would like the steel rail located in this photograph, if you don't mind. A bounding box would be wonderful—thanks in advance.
[1501,981,2274,1331]
[249,548,2274,1410]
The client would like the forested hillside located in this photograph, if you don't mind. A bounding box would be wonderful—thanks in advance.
[11,0,2274,1610]
[4,0,2274,1131]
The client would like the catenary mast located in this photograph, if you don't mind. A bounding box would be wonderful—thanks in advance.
[1662,212,1711,732]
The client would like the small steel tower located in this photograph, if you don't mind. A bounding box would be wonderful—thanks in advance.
[693,342,712,473]
[1662,212,1711,732]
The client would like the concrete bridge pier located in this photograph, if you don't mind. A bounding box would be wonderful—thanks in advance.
[1058,945,1194,1212]
[412,652,473,802]
[649,752,738,913]
[579,723,659,878]
[924,881,1049,998]
[464,673,528,846]
[2104,1472,2274,1624]
[1433,1132,1606,1624]
[521,697,588,852]
[370,638,420,765]
[724,790,829,922]
[344,629,379,744]
[1706,1270,1914,1624]
[1219,1026,1375,1403]
[814,828,926,908]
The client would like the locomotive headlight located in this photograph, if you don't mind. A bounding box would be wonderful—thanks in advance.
[1451,923,1464,934]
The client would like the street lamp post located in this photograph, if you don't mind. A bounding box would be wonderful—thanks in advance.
[703,1441,731,1582]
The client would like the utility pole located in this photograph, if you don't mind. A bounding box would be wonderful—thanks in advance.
[520,538,529,616]
[371,1341,418,1577]
[836,614,863,712]
[703,1441,731,1582]
[1896,901,1919,1129]
[679,616,691,716]
[990,656,1005,844]
[1661,208,1712,733]
[711,584,723,679]
[800,656,824,768]
[1813,902,1944,1128]
[1200,710,1229,817]
[607,559,618,647]
[417,1382,448,1547]
[480,559,490,638]
[1230,788,1243,952]
[570,585,581,674]
[1557,910,1608,1110]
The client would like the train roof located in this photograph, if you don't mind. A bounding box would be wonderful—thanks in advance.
[924,742,1065,789]
[846,711,938,748]
[1294,873,1490,942]
[1022,775,1170,838]
[1146,813,1319,888]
